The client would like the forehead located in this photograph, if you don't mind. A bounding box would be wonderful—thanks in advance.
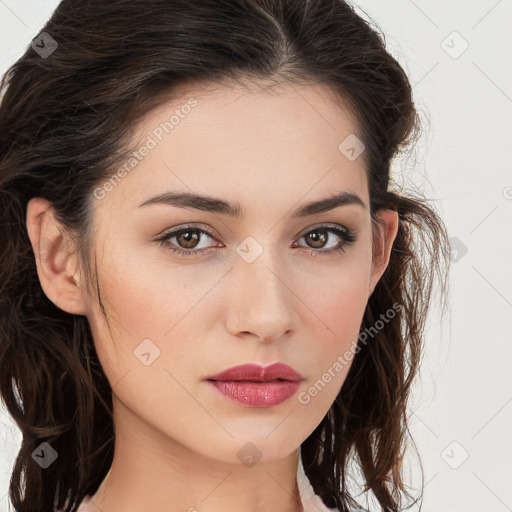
[97,80,369,217]
[135,79,362,148]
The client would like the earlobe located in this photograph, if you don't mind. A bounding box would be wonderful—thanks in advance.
[26,197,89,315]
[369,209,399,293]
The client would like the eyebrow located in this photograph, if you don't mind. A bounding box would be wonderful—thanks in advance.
[137,190,366,218]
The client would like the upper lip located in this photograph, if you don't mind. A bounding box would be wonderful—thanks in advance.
[205,363,303,382]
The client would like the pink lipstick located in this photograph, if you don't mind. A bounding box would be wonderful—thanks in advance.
[204,363,304,408]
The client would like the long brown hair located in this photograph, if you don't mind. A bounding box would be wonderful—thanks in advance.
[0,1,450,510]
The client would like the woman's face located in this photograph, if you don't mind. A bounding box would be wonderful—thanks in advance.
[79,81,397,464]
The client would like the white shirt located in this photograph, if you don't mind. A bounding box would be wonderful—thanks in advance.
[296,453,340,512]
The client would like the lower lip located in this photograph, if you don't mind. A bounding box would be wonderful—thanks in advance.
[206,379,301,407]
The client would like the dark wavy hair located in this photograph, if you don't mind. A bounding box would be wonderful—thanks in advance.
[0,0,450,511]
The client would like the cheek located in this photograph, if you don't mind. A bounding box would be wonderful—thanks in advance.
[319,270,369,343]
[85,245,223,382]
[296,256,371,396]
[300,246,371,335]
[84,255,221,442]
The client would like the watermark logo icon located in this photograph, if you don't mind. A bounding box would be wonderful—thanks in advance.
[236,442,262,468]
[32,442,58,469]
[441,31,469,59]
[441,441,469,469]
[338,134,365,161]
[236,236,264,263]
[134,338,161,366]
[31,32,58,58]
[449,237,468,263]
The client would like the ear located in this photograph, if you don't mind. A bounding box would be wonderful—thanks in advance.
[25,197,90,315]
[368,209,399,296]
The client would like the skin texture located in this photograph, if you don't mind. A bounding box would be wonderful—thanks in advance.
[26,81,398,512]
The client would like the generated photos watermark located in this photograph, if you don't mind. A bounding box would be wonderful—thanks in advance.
[298,301,403,405]
[93,97,198,200]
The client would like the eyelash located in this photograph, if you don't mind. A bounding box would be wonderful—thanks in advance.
[154,223,357,258]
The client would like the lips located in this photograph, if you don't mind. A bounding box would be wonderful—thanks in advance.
[204,363,304,407]
[204,362,304,383]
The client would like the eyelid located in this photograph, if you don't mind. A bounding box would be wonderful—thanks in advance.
[296,222,353,238]
[156,222,354,240]
[156,223,221,241]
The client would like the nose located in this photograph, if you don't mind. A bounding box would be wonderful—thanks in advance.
[225,248,297,343]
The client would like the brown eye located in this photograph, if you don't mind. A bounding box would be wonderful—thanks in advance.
[304,229,329,249]
[295,225,357,255]
[155,225,219,256]
[174,229,202,249]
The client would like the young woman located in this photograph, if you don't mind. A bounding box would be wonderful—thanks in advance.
[0,1,449,511]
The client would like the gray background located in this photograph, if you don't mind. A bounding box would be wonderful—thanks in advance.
[1,0,511,510]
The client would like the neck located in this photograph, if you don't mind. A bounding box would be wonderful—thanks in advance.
[87,397,305,512]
